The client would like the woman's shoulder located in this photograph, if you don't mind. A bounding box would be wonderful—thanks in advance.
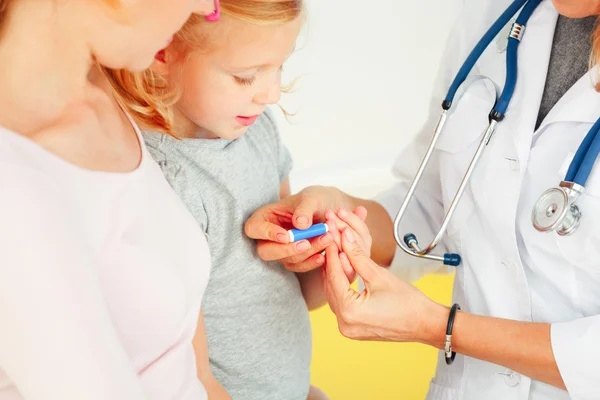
[10,85,141,174]
[0,146,70,215]
[0,125,65,188]
[0,163,79,264]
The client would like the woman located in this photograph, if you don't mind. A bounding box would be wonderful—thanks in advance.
[0,1,220,399]
[244,0,600,398]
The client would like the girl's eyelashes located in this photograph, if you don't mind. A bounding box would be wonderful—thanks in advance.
[233,75,256,87]
[233,65,284,86]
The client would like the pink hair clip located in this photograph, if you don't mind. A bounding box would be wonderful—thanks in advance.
[205,0,221,22]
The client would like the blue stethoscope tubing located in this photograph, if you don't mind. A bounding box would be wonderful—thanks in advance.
[565,118,600,186]
[444,0,540,118]
[531,113,600,235]
[392,0,600,267]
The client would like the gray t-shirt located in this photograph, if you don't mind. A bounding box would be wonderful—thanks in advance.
[144,110,311,400]
[536,15,596,128]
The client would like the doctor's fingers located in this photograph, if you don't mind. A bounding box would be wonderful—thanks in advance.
[324,244,355,309]
[339,252,358,283]
[336,209,372,250]
[325,210,371,258]
[340,227,380,284]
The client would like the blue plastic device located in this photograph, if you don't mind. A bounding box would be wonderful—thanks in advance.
[288,223,329,243]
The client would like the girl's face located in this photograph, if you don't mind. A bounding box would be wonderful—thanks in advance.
[162,15,303,139]
[90,0,216,71]
[553,0,600,17]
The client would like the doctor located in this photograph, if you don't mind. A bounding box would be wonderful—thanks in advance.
[244,0,600,398]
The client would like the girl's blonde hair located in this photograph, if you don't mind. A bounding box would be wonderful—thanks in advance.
[104,0,303,136]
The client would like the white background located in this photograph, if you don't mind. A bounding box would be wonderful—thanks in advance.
[273,0,461,197]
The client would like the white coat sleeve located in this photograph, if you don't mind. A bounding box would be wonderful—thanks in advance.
[374,0,471,282]
[0,169,147,400]
[551,317,600,399]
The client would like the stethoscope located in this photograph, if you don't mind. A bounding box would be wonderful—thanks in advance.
[531,116,600,235]
[394,0,600,267]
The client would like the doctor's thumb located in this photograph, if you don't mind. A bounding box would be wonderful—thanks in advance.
[341,228,378,283]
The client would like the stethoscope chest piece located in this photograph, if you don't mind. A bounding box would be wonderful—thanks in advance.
[531,182,583,236]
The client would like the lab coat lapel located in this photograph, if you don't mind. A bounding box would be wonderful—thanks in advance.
[508,0,558,171]
[535,68,600,132]
[465,1,557,252]
[468,1,557,168]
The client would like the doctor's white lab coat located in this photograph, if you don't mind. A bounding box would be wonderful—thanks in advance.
[376,1,600,399]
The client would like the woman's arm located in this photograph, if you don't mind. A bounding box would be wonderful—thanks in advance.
[193,311,231,399]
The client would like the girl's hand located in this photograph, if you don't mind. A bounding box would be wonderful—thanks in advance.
[244,186,362,273]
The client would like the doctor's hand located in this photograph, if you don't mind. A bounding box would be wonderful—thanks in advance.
[323,209,372,282]
[244,186,368,273]
[323,227,447,344]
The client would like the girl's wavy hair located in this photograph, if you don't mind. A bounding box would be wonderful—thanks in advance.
[103,0,303,136]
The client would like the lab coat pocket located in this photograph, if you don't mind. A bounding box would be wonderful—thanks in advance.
[426,380,459,400]
[435,91,493,236]
[435,88,495,154]
[555,171,600,274]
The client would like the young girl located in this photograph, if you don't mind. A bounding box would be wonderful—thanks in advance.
[0,0,221,399]
[107,1,347,398]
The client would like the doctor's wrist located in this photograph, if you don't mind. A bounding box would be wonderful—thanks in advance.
[418,303,451,350]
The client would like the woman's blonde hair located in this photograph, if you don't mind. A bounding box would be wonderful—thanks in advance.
[591,18,600,91]
[0,0,11,34]
[104,0,303,136]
